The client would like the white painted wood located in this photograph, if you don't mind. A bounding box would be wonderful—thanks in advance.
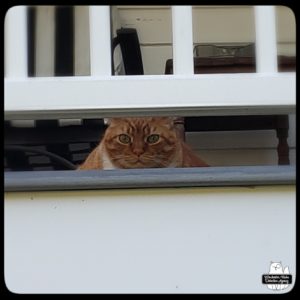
[117,6,295,45]
[254,6,278,73]
[192,6,255,44]
[58,119,82,126]
[89,6,111,76]
[276,6,296,43]
[187,130,279,150]
[4,73,295,119]
[10,120,36,128]
[187,130,295,150]
[141,45,172,75]
[4,186,296,293]
[4,6,28,78]
[194,148,296,166]
[116,6,295,74]
[118,6,173,44]
[111,6,125,75]
[35,6,55,76]
[172,6,194,74]
[277,43,296,56]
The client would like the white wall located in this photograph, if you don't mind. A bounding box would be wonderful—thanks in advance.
[5,185,296,293]
[186,113,296,166]
[33,6,296,76]
[117,5,295,75]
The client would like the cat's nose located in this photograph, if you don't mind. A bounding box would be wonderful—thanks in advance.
[132,148,144,156]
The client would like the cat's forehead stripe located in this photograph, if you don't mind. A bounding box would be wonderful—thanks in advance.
[124,120,150,135]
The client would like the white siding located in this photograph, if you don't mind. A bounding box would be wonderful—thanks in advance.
[74,6,90,75]
[35,6,55,76]
[117,5,295,74]
[5,186,296,293]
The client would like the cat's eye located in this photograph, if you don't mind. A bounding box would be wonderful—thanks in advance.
[146,134,160,144]
[118,134,131,144]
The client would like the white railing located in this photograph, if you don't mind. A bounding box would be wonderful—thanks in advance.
[254,6,278,73]
[172,6,194,75]
[4,5,295,119]
[4,6,28,78]
[89,6,112,76]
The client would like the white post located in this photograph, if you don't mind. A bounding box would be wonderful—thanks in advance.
[172,6,194,75]
[254,6,278,73]
[89,6,112,76]
[4,6,28,78]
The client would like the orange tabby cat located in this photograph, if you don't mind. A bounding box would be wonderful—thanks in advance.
[78,117,209,170]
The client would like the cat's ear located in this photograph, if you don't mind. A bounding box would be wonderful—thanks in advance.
[172,117,184,124]
[172,117,185,129]
[159,116,178,124]
[158,117,177,129]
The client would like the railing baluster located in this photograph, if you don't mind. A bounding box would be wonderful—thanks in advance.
[89,6,112,76]
[254,6,278,73]
[172,6,194,75]
[5,6,28,78]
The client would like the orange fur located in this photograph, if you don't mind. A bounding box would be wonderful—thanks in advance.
[78,117,209,170]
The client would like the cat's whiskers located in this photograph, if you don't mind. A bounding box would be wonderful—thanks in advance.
[139,155,171,167]
[78,117,208,170]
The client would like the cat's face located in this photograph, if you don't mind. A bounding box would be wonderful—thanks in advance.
[103,117,179,168]
[270,262,284,273]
